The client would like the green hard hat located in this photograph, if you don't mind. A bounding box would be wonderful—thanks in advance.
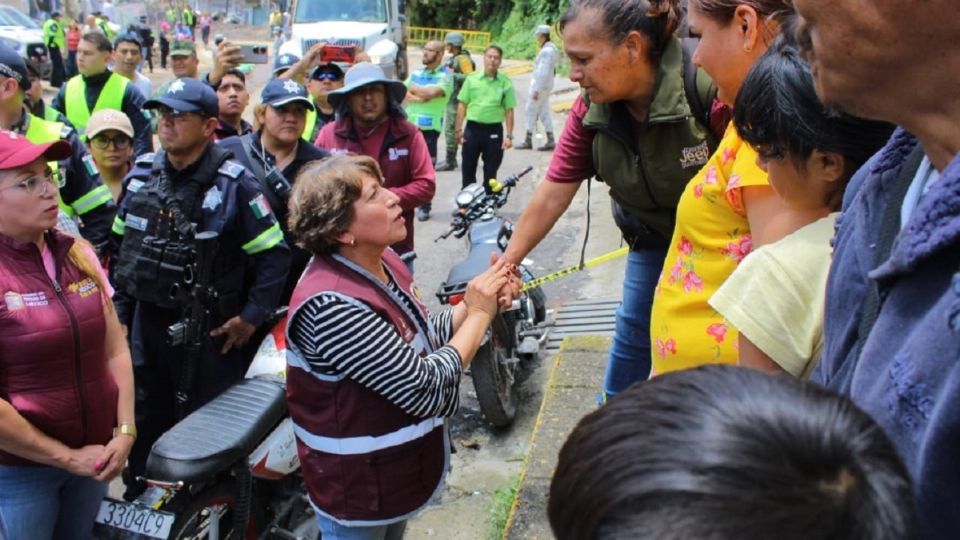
[444,32,465,47]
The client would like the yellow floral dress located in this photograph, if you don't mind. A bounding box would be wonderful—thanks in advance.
[650,124,769,374]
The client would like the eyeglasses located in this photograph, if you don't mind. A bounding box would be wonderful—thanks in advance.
[91,134,132,150]
[156,107,204,122]
[0,170,59,196]
[313,72,341,82]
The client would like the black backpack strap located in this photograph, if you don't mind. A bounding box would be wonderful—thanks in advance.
[828,144,924,392]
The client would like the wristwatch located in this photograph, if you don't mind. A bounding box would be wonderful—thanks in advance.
[506,134,514,140]
[114,422,138,440]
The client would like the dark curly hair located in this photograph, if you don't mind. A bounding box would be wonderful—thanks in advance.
[287,154,384,255]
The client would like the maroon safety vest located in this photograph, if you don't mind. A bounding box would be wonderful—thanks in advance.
[285,249,447,525]
[0,230,117,466]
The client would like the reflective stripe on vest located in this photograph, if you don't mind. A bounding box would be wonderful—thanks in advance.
[242,222,283,255]
[65,73,128,132]
[302,106,317,142]
[293,417,444,455]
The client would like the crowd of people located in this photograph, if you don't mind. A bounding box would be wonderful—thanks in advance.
[0,0,957,538]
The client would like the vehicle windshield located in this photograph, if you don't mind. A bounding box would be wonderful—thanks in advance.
[0,7,39,29]
[294,0,387,23]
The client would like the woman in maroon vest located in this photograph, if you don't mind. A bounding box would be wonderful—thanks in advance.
[0,131,135,539]
[285,154,519,539]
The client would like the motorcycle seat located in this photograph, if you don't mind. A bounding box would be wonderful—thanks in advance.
[445,243,502,288]
[146,377,287,483]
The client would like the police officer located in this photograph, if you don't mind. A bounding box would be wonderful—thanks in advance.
[42,11,66,87]
[52,32,152,155]
[111,78,290,498]
[0,44,115,248]
[435,31,475,172]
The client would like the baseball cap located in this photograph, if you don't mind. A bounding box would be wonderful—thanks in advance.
[86,109,134,140]
[170,40,196,57]
[0,130,71,170]
[535,25,551,36]
[0,43,31,91]
[260,79,315,110]
[144,78,219,117]
[310,62,344,80]
[272,53,300,76]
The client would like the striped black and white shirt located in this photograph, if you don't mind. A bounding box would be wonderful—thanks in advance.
[289,280,462,419]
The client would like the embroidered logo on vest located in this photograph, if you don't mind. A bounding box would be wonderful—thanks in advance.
[4,291,24,311]
[680,141,710,169]
[68,277,99,298]
[388,147,410,161]
[5,291,48,308]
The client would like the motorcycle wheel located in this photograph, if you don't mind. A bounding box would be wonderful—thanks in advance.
[166,482,257,540]
[472,313,518,427]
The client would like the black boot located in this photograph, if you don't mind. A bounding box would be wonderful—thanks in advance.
[538,132,556,151]
[436,153,458,171]
[515,132,533,150]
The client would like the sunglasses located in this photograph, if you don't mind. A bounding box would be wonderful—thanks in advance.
[313,72,341,82]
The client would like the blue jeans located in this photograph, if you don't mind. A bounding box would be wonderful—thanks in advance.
[0,465,107,540]
[316,515,407,540]
[602,246,667,401]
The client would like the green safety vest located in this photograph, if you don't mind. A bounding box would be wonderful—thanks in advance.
[302,106,317,142]
[43,105,60,123]
[43,18,65,50]
[64,73,128,133]
[166,8,176,24]
[183,9,195,26]
[24,114,111,217]
[96,17,116,41]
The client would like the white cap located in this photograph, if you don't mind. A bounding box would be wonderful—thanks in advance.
[535,25,551,36]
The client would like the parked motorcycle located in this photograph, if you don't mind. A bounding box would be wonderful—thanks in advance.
[93,312,316,540]
[435,167,549,427]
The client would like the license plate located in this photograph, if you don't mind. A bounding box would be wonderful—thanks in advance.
[93,498,175,539]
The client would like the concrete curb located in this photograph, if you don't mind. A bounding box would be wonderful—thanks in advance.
[502,335,610,540]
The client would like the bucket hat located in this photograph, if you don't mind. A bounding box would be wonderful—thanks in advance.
[326,62,406,110]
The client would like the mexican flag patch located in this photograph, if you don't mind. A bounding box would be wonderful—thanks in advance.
[249,193,273,219]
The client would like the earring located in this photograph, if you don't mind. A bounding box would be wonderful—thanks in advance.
[744,45,753,53]
[348,238,356,246]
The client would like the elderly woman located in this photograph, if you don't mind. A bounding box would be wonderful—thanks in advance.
[285,155,517,539]
[0,132,135,539]
[218,77,329,300]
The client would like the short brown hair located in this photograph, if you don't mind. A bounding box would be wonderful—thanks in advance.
[288,154,384,255]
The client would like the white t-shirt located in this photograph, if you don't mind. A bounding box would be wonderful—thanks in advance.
[900,155,941,229]
[709,214,838,378]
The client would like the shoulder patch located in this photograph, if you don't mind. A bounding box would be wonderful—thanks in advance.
[218,160,246,179]
[81,154,99,176]
[59,125,74,139]
[135,152,157,167]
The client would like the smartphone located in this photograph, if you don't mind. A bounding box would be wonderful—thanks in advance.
[238,44,269,64]
[320,44,356,64]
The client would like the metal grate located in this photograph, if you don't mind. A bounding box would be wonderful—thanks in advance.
[303,37,365,51]
[545,298,619,354]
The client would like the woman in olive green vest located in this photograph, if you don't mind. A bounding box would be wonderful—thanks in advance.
[504,0,721,401]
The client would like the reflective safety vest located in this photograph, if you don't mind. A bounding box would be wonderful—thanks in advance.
[43,18,65,50]
[302,106,317,142]
[96,17,116,41]
[64,73,128,133]
[24,114,109,219]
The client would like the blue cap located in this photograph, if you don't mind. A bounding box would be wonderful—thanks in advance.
[260,78,315,110]
[143,78,219,117]
[272,53,300,76]
[0,43,30,91]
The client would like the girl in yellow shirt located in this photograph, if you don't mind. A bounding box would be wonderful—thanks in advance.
[650,0,798,374]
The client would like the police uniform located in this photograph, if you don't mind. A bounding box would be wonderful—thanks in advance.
[42,14,66,87]
[14,108,116,248]
[111,79,290,494]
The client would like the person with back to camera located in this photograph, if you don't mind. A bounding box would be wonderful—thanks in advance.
[0,131,135,539]
[648,0,799,376]
[708,39,893,379]
[503,0,722,401]
[791,0,960,535]
[284,155,519,539]
[549,364,918,540]
[218,78,329,300]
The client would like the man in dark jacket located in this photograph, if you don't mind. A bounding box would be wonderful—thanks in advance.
[793,0,960,537]
[314,63,435,272]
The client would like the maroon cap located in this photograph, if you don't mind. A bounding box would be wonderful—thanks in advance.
[0,130,72,170]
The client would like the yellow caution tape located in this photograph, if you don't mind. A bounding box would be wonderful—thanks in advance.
[521,247,629,291]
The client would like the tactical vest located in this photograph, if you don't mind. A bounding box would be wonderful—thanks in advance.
[112,150,244,311]
[444,49,474,99]
[64,72,128,133]
[286,250,447,525]
[585,37,717,240]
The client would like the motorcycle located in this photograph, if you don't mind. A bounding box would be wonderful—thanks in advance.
[435,167,550,427]
[93,312,316,540]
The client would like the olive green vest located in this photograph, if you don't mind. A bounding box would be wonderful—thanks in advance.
[584,37,717,239]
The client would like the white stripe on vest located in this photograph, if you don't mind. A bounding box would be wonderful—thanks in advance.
[293,417,444,455]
